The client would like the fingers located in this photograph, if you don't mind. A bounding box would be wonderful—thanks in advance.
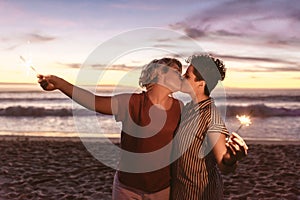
[231,132,244,142]
[40,80,49,89]
[234,137,248,155]
[232,137,248,150]
[37,74,48,83]
[226,142,237,156]
[37,74,50,90]
[37,74,44,83]
[226,141,242,155]
[226,132,248,159]
[37,74,43,78]
[230,132,248,151]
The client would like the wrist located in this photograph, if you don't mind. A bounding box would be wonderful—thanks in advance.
[53,76,64,90]
[222,157,237,167]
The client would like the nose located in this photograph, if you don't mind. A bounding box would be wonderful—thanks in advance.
[174,70,183,80]
[182,73,187,79]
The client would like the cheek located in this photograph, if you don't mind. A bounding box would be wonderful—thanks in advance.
[182,79,194,90]
[168,72,180,82]
[181,79,188,89]
[170,76,182,86]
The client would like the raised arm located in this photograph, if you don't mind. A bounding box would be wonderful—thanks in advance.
[37,75,117,115]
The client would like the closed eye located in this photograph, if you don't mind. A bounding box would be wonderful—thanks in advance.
[184,74,190,79]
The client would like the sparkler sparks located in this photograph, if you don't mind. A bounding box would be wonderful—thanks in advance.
[226,114,252,141]
[235,114,252,133]
[19,55,38,74]
[236,115,252,126]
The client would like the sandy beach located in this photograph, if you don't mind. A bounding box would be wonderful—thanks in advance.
[0,136,299,200]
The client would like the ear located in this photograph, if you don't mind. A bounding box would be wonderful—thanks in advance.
[198,80,206,88]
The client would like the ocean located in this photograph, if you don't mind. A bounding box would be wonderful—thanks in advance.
[0,86,299,141]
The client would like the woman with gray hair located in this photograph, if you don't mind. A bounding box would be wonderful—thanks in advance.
[37,57,183,200]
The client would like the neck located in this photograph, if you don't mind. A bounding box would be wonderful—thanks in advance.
[190,91,209,104]
[146,84,171,104]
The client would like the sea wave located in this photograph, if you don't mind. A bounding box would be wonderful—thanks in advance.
[226,104,300,117]
[0,97,69,102]
[0,106,94,117]
[1,94,300,103]
[226,95,300,102]
[1,104,300,117]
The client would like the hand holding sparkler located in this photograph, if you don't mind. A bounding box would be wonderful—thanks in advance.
[223,112,252,167]
[37,74,60,91]
[222,132,248,170]
[223,113,251,166]
[226,132,248,157]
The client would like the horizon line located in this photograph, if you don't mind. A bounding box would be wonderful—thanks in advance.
[0,82,299,90]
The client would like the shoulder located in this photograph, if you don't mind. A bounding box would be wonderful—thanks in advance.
[114,92,143,100]
[113,92,146,106]
[176,98,184,111]
[209,100,221,115]
[113,92,144,120]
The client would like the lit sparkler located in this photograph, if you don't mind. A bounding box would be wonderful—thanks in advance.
[235,114,252,133]
[19,55,38,74]
[226,113,252,142]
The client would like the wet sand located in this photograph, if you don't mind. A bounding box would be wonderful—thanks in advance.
[0,136,299,200]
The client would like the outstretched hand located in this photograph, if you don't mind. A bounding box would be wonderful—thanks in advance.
[226,132,248,161]
[37,74,58,91]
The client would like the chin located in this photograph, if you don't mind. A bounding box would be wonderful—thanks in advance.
[168,85,181,93]
[170,88,180,93]
[178,89,191,95]
[179,86,190,94]
[180,90,191,95]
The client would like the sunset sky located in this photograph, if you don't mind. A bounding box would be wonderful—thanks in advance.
[0,0,299,89]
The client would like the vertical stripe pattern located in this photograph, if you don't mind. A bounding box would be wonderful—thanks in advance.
[172,98,229,200]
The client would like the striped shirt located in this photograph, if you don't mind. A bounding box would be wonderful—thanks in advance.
[171,98,229,200]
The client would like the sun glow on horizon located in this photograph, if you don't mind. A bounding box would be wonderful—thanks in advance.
[1,59,299,89]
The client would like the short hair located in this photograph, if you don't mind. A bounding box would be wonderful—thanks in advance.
[139,58,182,89]
[187,55,226,96]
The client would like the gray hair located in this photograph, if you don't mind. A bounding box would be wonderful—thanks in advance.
[139,58,182,89]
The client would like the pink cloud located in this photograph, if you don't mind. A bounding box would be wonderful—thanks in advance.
[0,1,27,24]
[109,2,161,11]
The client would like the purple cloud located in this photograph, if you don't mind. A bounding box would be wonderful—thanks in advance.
[24,33,56,42]
[2,32,57,51]
[210,53,300,67]
[170,0,300,44]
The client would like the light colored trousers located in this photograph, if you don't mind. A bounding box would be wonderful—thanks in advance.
[112,173,170,200]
